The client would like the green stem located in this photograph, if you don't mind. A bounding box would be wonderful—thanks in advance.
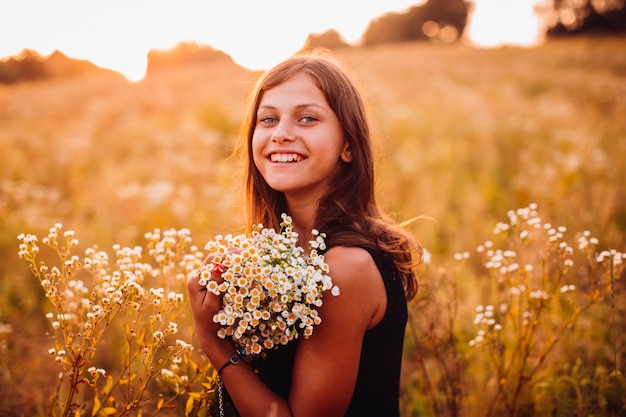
[609,254,617,377]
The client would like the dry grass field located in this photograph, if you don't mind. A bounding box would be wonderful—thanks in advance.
[1,36,625,416]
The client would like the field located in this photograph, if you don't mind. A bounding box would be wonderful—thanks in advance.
[1,36,625,416]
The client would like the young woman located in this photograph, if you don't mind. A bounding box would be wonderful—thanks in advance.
[187,50,422,417]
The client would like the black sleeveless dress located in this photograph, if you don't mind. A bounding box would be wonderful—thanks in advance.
[251,246,408,416]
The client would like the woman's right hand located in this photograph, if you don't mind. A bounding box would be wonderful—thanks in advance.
[186,253,228,352]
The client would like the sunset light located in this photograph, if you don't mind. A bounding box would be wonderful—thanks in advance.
[2,0,624,414]
[1,0,546,81]
[466,0,547,47]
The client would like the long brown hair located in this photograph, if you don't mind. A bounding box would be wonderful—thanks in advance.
[239,49,421,300]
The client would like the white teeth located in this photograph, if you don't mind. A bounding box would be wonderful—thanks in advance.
[270,153,302,163]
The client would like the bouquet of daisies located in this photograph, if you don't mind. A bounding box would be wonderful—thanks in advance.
[197,214,340,355]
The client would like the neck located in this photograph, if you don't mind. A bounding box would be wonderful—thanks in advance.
[284,194,319,244]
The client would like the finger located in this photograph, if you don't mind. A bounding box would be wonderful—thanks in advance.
[186,268,205,293]
[201,252,221,266]
[186,261,225,295]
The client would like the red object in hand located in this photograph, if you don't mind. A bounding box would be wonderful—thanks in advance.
[213,263,226,276]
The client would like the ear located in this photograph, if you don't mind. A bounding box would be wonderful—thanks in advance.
[340,141,353,163]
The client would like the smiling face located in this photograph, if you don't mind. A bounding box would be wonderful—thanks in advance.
[251,72,353,204]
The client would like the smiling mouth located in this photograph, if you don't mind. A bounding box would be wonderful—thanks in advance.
[270,153,303,163]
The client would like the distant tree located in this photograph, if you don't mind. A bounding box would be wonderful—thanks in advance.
[0,49,121,84]
[0,49,48,84]
[145,42,236,75]
[301,29,351,51]
[545,0,626,35]
[0,58,20,83]
[362,0,470,45]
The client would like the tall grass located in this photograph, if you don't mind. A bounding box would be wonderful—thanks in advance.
[403,204,624,416]
[1,36,624,415]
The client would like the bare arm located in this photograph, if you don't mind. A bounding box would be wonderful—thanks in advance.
[186,246,386,417]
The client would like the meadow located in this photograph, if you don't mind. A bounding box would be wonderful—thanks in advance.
[1,36,625,416]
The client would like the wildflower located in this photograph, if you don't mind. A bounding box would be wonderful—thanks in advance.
[530,290,549,300]
[167,322,178,334]
[453,251,470,261]
[161,368,175,379]
[167,291,184,303]
[597,251,610,263]
[493,222,509,234]
[88,367,106,376]
[202,215,338,355]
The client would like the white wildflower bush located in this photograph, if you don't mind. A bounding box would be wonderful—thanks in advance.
[466,204,624,413]
[404,204,625,417]
[17,225,216,417]
[17,216,339,417]
[199,213,339,355]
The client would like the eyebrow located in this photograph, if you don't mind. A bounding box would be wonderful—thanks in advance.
[257,103,326,111]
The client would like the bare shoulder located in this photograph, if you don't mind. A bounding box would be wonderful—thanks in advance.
[324,246,378,278]
[322,246,387,327]
[323,246,380,285]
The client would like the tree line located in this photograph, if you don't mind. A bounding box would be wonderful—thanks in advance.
[2,0,625,84]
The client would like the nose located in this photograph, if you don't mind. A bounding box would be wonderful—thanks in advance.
[270,119,295,143]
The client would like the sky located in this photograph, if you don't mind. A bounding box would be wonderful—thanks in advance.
[0,0,546,81]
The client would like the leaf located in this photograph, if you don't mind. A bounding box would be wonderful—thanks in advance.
[185,396,195,416]
[92,397,101,416]
[102,407,117,415]
[103,375,114,393]
[157,398,164,409]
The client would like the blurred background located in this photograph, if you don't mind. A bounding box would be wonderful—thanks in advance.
[1,0,625,415]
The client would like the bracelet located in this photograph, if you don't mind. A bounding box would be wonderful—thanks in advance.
[217,354,241,376]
